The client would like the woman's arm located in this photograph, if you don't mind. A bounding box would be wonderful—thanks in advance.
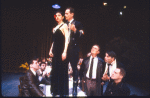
[62,24,69,61]
[49,42,54,57]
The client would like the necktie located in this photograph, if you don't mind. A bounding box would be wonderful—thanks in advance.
[107,64,111,76]
[89,58,94,79]
[40,72,43,76]
[66,21,69,25]
[35,73,39,80]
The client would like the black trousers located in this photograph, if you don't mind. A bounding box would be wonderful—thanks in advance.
[67,46,79,82]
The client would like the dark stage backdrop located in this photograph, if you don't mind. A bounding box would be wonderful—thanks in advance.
[1,0,149,92]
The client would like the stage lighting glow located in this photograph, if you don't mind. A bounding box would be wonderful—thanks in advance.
[124,6,126,9]
[120,11,123,15]
[52,4,61,9]
[103,2,107,6]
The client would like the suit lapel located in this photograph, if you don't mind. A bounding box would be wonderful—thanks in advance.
[29,69,39,82]
[96,58,103,80]
[71,20,76,25]
[96,59,100,80]
[84,57,90,73]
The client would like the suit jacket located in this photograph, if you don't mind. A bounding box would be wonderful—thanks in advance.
[103,80,130,96]
[80,56,104,96]
[68,20,83,51]
[116,61,125,69]
[22,69,44,97]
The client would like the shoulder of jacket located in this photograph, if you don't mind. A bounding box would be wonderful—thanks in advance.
[98,57,104,62]
[26,70,32,76]
[73,20,81,24]
[83,57,90,61]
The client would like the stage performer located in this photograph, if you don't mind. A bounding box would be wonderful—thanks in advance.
[80,45,104,96]
[65,7,84,96]
[49,11,69,97]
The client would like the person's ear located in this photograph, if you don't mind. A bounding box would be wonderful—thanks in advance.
[119,75,123,79]
[71,13,74,17]
[97,50,100,54]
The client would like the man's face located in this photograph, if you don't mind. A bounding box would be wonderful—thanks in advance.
[40,63,46,71]
[31,60,39,70]
[91,45,100,56]
[104,53,114,64]
[65,9,73,21]
[111,68,123,80]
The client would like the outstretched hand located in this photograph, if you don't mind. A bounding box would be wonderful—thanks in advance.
[49,51,54,58]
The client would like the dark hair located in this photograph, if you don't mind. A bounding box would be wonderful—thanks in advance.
[119,68,126,78]
[54,10,64,16]
[66,7,75,13]
[29,56,38,65]
[106,51,116,59]
[40,62,46,66]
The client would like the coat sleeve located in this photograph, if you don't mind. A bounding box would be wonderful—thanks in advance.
[22,76,30,97]
[74,21,84,39]
[40,76,51,85]
[26,72,44,97]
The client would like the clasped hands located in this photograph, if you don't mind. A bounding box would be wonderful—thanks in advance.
[68,24,76,32]
[49,51,67,61]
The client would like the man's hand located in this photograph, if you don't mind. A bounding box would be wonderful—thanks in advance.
[101,73,110,81]
[101,82,105,86]
[49,51,54,58]
[69,24,77,32]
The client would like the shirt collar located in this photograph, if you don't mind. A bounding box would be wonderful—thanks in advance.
[69,18,74,24]
[111,59,116,65]
[90,55,97,59]
[30,69,36,76]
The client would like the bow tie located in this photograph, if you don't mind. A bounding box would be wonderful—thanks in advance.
[108,64,112,66]
[66,21,70,25]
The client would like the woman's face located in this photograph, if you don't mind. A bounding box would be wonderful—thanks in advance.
[55,12,64,23]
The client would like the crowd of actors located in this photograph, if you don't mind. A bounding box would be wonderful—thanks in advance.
[21,7,131,97]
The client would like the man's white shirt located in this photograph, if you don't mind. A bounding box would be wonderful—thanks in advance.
[86,56,98,79]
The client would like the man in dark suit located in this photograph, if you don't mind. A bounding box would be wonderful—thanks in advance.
[80,45,104,96]
[101,51,125,94]
[102,51,125,81]
[22,58,45,97]
[103,68,130,96]
[65,7,84,96]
